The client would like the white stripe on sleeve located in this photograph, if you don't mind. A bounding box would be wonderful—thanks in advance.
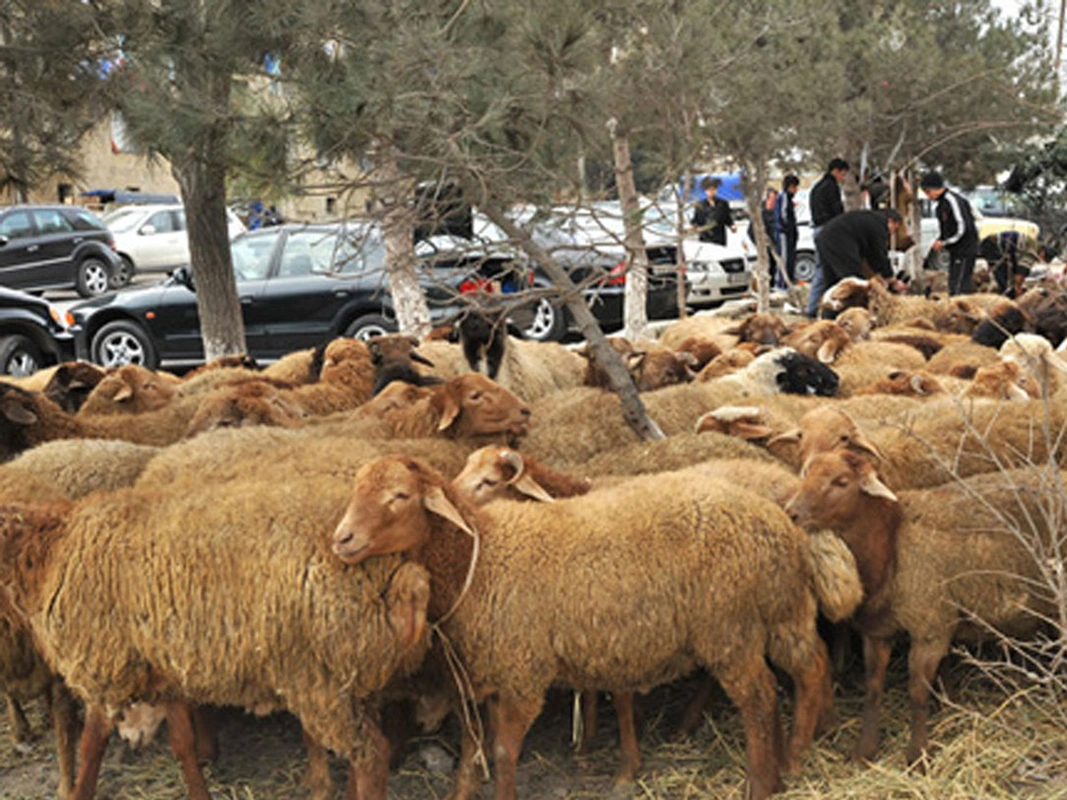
[942,193,966,247]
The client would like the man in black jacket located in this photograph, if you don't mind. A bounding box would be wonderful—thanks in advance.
[816,209,907,296]
[805,158,849,316]
[920,171,979,295]
[690,177,735,245]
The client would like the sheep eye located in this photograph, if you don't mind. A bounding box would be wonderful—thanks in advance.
[393,492,410,502]
[480,478,499,489]
[469,391,483,401]
[838,434,849,442]
[832,477,849,488]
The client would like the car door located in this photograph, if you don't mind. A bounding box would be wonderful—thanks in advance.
[138,209,187,270]
[0,210,42,290]
[259,227,366,355]
[30,208,80,288]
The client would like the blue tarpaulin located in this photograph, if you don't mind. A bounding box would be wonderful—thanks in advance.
[677,173,744,203]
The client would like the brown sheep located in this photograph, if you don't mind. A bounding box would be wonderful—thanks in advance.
[722,312,792,347]
[261,346,321,384]
[786,451,1058,765]
[581,338,696,392]
[924,339,1000,378]
[853,369,946,397]
[334,457,835,800]
[783,321,851,363]
[180,353,259,379]
[77,364,180,416]
[961,361,1040,401]
[835,307,873,341]
[183,381,310,437]
[452,445,592,506]
[695,348,755,380]
[674,336,723,370]
[40,362,107,413]
[367,334,440,395]
[0,482,433,800]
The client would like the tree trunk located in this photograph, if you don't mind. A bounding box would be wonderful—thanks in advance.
[741,160,772,314]
[171,71,246,362]
[674,170,690,320]
[374,145,432,339]
[482,205,664,442]
[610,121,650,341]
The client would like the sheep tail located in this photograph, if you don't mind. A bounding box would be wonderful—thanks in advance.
[807,531,864,622]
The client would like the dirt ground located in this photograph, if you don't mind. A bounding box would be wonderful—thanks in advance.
[1,656,1065,800]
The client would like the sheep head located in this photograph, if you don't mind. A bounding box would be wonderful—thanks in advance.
[771,350,840,396]
[42,362,106,413]
[356,381,435,418]
[333,457,475,566]
[452,446,556,505]
[457,308,510,379]
[0,385,43,463]
[769,406,883,472]
[695,406,775,441]
[855,370,944,397]
[723,313,791,347]
[786,449,898,532]
[626,348,696,391]
[695,349,754,381]
[820,277,870,314]
[933,298,985,335]
[964,361,1040,401]
[675,336,722,370]
[79,365,178,416]
[784,321,851,364]
[836,308,873,342]
[431,373,531,445]
[184,383,308,437]
[971,300,1028,348]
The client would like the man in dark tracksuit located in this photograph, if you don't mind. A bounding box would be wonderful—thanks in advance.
[816,209,906,292]
[920,171,979,296]
[805,158,849,316]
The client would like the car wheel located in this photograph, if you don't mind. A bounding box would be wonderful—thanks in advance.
[0,335,44,377]
[110,256,135,289]
[794,251,817,284]
[91,320,158,369]
[343,313,397,341]
[521,298,568,342]
[76,257,113,298]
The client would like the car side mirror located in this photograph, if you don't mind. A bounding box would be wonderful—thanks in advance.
[139,224,156,236]
[0,235,7,247]
[171,265,195,291]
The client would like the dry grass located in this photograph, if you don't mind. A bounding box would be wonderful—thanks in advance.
[2,661,1066,799]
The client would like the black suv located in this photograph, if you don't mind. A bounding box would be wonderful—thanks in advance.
[0,287,76,375]
[0,205,122,298]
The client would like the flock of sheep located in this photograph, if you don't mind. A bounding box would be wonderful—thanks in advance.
[0,272,1065,800]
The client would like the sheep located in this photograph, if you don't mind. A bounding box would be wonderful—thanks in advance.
[970,298,1029,347]
[0,439,160,500]
[869,327,967,360]
[694,405,791,445]
[580,338,696,391]
[183,380,310,436]
[76,364,180,416]
[853,369,947,398]
[926,339,1000,378]
[999,332,1067,398]
[836,307,873,341]
[695,348,755,380]
[719,312,792,347]
[658,313,748,351]
[40,362,107,413]
[0,481,433,800]
[452,445,592,505]
[674,335,723,370]
[333,457,837,800]
[136,373,531,488]
[1017,286,1067,347]
[783,320,851,363]
[261,346,322,384]
[179,353,259,378]
[523,351,837,466]
[786,450,1059,764]
[367,334,441,395]
[960,361,1040,402]
[819,276,871,317]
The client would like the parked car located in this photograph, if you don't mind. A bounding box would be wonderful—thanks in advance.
[0,205,121,298]
[917,196,1039,271]
[102,203,247,288]
[70,222,528,369]
[0,287,76,375]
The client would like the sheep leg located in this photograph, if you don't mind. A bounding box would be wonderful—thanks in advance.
[783,637,832,773]
[345,713,390,800]
[905,638,948,769]
[445,709,485,800]
[302,729,333,800]
[612,691,640,785]
[672,673,716,741]
[852,634,892,763]
[5,693,31,744]
[165,702,211,800]
[488,694,542,800]
[70,704,112,800]
[192,704,218,763]
[48,681,79,800]
[575,692,597,756]
[713,656,784,800]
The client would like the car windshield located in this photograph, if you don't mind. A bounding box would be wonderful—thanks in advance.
[104,208,147,232]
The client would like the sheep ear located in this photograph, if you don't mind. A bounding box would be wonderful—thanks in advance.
[114,382,135,402]
[627,352,647,369]
[436,385,462,431]
[816,339,842,364]
[513,474,555,503]
[410,351,436,368]
[423,486,475,536]
[767,428,801,447]
[858,471,898,503]
[732,421,775,441]
[1007,383,1031,402]
[850,432,884,461]
[909,374,929,396]
[677,351,699,368]
[1,394,37,425]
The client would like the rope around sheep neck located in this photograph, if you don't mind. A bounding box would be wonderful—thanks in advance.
[431,515,489,778]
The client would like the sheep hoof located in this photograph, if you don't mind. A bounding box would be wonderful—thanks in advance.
[905,747,929,773]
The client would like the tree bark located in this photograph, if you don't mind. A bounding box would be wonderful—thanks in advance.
[742,160,772,314]
[374,145,432,339]
[674,170,690,320]
[610,121,650,341]
[482,205,664,442]
[171,71,246,362]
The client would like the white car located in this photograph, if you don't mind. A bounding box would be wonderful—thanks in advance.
[102,204,246,287]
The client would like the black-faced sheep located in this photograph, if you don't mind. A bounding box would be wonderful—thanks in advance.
[786,451,1059,765]
[333,456,835,800]
[367,334,441,395]
[0,481,432,800]
[40,362,107,413]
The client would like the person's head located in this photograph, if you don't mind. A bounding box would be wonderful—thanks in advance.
[765,187,778,210]
[827,158,849,183]
[783,174,800,195]
[701,176,721,198]
[884,208,902,235]
[919,171,945,200]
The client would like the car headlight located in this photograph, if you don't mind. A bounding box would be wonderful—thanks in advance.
[49,306,69,330]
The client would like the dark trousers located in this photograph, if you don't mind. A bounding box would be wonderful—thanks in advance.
[948,248,976,296]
